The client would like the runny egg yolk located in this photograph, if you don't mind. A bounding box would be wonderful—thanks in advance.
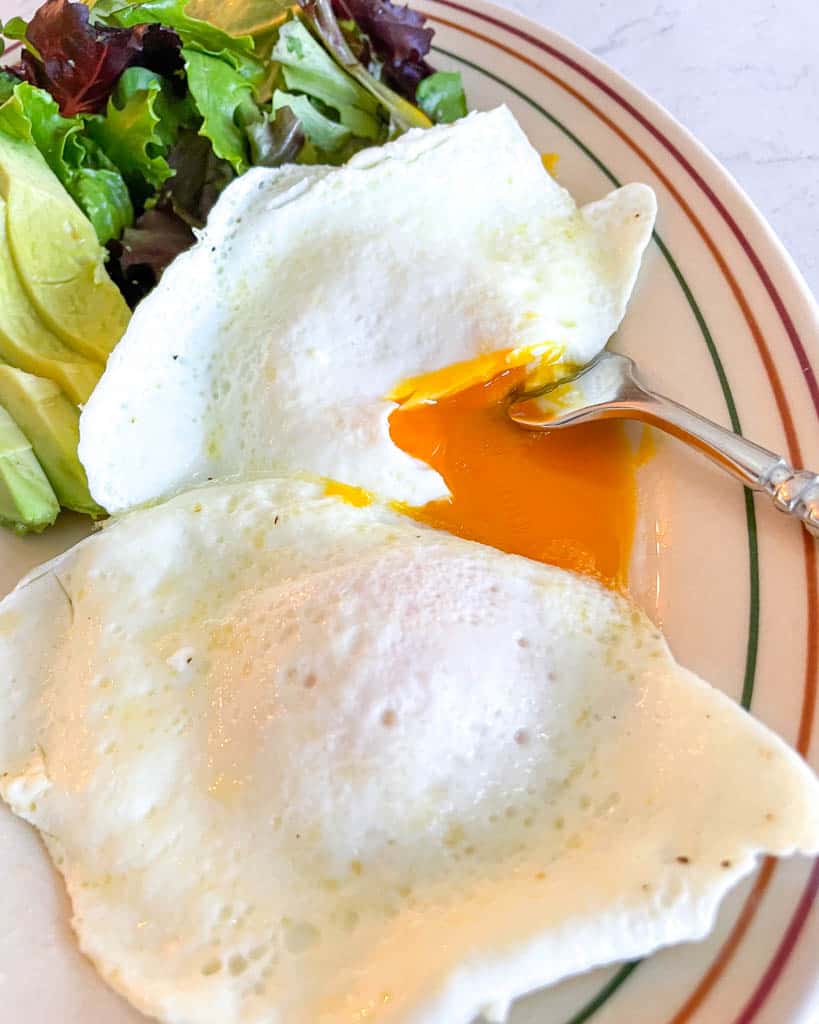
[324,479,374,507]
[386,344,565,409]
[389,364,639,591]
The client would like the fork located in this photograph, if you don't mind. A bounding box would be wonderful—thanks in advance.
[507,351,819,537]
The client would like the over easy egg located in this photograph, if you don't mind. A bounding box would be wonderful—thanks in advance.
[79,107,656,515]
[0,478,817,1024]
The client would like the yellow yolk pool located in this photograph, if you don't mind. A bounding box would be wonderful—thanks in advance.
[390,367,638,591]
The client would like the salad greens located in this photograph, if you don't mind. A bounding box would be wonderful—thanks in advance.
[10,0,183,115]
[274,19,381,133]
[181,48,257,171]
[331,0,433,98]
[1,0,466,298]
[301,0,432,133]
[417,70,468,124]
[272,17,386,160]
[88,0,268,85]
[87,67,187,195]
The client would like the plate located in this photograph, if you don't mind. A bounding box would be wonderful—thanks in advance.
[1,2,818,1022]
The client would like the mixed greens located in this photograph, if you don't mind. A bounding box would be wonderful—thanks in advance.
[0,0,467,534]
[1,0,466,302]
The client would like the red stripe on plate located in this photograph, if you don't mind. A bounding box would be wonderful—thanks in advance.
[730,858,819,1024]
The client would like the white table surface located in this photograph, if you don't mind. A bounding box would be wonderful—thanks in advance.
[498,0,819,299]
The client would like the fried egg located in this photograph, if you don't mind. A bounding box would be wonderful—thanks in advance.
[0,478,816,1024]
[79,107,656,514]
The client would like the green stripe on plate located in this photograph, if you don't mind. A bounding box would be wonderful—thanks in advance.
[562,961,642,1024]
[431,43,762,1020]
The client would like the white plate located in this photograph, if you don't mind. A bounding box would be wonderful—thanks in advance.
[1,2,818,1022]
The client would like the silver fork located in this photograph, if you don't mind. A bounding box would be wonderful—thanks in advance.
[507,350,819,537]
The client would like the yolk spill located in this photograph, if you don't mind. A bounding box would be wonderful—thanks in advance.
[324,480,374,507]
[390,367,639,591]
[541,152,560,175]
[387,344,567,409]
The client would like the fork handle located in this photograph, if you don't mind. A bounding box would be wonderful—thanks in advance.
[615,392,819,537]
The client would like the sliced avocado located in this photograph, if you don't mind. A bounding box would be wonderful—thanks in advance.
[0,403,59,534]
[0,363,102,516]
[0,132,130,363]
[0,194,103,404]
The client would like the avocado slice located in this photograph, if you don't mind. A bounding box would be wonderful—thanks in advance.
[0,363,102,516]
[0,132,130,363]
[0,403,59,534]
[0,194,103,404]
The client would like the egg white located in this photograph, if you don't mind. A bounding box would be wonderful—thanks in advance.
[79,107,656,514]
[0,478,817,1024]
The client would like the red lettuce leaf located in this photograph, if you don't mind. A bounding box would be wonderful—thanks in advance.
[106,207,194,307]
[244,106,306,169]
[162,129,235,227]
[16,0,181,117]
[118,207,194,273]
[331,0,433,98]
[126,23,185,80]
[105,128,234,306]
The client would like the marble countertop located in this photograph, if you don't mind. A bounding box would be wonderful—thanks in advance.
[500,0,819,298]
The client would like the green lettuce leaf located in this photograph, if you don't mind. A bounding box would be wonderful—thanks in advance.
[184,0,292,40]
[183,0,292,60]
[273,19,379,115]
[86,66,191,196]
[416,71,466,124]
[272,90,350,155]
[69,139,135,242]
[0,15,28,48]
[0,72,17,104]
[0,15,27,37]
[90,0,266,87]
[122,67,197,148]
[0,82,132,242]
[182,48,255,173]
[271,19,385,149]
